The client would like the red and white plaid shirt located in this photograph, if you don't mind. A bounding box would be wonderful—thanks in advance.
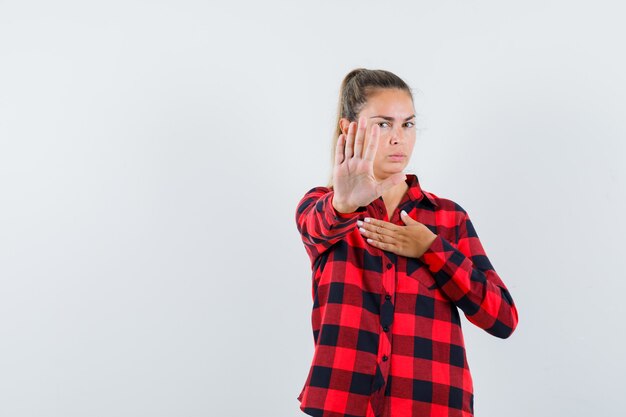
[295,173,518,417]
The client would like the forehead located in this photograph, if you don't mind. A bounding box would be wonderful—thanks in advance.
[361,88,414,116]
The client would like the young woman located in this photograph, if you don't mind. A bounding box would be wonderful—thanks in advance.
[295,68,518,417]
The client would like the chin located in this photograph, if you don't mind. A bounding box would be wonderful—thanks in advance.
[376,167,407,179]
[386,163,408,172]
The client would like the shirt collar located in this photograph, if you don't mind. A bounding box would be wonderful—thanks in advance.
[405,173,439,208]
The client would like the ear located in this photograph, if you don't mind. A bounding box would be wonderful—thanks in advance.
[339,118,350,135]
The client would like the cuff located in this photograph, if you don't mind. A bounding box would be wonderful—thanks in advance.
[315,191,367,232]
[418,235,463,273]
[326,192,367,222]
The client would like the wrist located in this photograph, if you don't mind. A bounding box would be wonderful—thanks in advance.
[331,195,358,214]
[419,233,438,257]
[426,232,438,248]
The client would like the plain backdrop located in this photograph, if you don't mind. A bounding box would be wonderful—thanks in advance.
[1,1,625,416]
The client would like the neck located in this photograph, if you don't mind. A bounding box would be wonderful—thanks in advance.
[381,177,408,202]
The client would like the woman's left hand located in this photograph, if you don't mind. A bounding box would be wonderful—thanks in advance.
[357,210,438,258]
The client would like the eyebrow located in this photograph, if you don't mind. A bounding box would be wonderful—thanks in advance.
[369,114,415,121]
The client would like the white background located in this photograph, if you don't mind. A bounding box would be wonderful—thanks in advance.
[1,1,625,416]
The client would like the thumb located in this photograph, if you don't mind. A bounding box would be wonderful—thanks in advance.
[377,173,407,195]
[400,210,418,225]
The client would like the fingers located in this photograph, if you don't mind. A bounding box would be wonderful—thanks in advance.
[359,228,394,245]
[339,116,369,163]
[353,116,367,159]
[365,238,394,252]
[357,218,399,237]
[376,173,407,195]
[357,221,397,251]
[334,134,345,165]
[400,210,417,224]
[344,121,356,159]
[362,123,379,162]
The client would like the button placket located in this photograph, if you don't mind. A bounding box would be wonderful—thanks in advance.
[378,256,395,382]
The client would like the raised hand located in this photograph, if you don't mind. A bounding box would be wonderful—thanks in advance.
[332,115,406,213]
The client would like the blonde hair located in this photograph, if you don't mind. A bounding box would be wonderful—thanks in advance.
[327,68,414,187]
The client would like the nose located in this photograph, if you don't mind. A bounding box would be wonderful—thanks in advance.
[389,124,404,144]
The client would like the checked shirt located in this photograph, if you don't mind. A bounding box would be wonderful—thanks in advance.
[295,173,518,417]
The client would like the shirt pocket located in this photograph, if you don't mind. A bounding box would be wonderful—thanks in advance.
[405,257,438,291]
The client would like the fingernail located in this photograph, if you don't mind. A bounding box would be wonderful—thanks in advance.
[356,220,363,226]
[364,217,371,223]
[401,210,407,216]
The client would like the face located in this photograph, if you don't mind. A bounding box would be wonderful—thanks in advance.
[340,88,416,181]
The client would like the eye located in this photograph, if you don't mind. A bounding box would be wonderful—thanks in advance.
[404,121,415,128]
[378,121,390,128]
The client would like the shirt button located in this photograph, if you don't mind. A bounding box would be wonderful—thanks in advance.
[385,295,391,300]
[382,355,389,362]
[383,326,389,332]
[386,263,393,269]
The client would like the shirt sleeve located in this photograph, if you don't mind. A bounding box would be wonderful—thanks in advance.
[417,210,519,339]
[295,186,367,264]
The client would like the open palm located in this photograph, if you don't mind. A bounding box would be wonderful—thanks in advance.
[332,116,406,212]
